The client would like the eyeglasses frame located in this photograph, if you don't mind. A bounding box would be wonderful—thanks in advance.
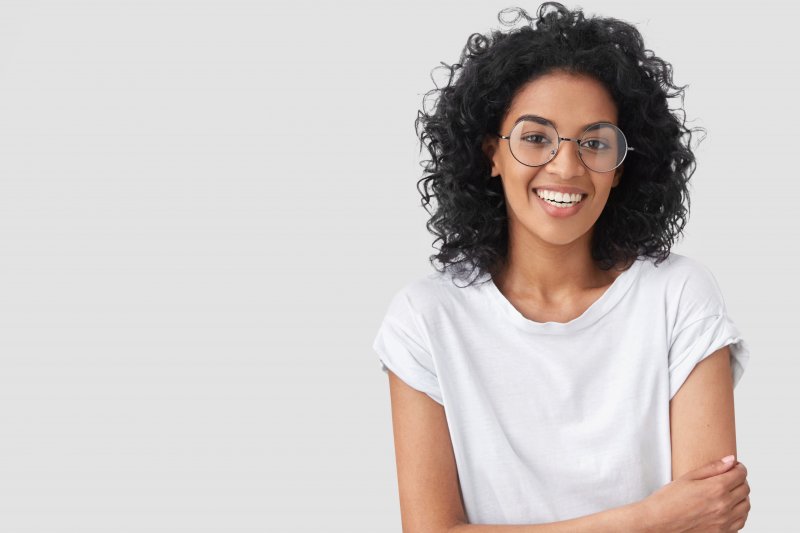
[496,118,636,173]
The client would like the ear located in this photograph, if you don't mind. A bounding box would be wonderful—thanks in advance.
[481,135,500,178]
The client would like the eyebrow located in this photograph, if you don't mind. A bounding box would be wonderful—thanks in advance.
[512,114,615,129]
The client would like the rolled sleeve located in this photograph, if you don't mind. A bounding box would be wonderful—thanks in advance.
[667,259,750,400]
[373,289,443,406]
[668,312,750,400]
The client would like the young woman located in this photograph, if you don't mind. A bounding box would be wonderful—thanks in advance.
[373,3,751,531]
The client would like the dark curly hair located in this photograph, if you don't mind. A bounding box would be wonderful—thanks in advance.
[415,2,703,287]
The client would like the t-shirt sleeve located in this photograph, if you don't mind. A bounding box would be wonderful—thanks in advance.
[373,287,444,406]
[667,262,750,400]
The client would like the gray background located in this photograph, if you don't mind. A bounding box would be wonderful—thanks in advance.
[0,0,792,531]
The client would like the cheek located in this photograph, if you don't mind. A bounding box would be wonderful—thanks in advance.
[507,178,542,207]
[502,167,542,190]
[588,190,615,216]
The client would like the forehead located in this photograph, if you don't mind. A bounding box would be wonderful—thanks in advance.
[503,71,618,131]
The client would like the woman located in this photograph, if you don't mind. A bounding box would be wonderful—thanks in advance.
[373,3,751,530]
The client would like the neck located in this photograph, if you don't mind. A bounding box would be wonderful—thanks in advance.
[491,226,622,303]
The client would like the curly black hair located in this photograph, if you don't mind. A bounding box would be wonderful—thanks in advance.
[415,2,703,287]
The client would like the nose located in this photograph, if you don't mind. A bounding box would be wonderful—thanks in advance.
[544,138,585,178]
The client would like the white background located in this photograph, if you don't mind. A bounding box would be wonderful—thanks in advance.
[0,1,793,531]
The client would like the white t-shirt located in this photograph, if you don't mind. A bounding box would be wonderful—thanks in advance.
[373,251,749,525]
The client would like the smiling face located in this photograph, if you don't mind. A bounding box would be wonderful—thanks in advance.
[483,70,623,248]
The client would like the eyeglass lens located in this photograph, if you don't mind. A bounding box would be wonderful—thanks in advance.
[508,119,628,172]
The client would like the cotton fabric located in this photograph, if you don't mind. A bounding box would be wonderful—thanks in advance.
[373,252,749,524]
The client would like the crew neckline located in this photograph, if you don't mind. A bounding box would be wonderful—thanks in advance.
[483,257,644,334]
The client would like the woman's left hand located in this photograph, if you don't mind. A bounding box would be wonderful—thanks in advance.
[682,461,751,532]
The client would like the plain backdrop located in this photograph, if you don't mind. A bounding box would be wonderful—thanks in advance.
[0,0,794,531]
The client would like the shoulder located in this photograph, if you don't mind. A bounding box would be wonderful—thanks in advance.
[639,251,714,280]
[386,271,446,312]
[387,268,480,317]
[638,252,723,300]
[378,271,447,335]
[638,252,730,336]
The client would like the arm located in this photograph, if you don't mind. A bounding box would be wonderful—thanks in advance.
[387,369,466,533]
[386,370,657,533]
[669,346,737,480]
[446,503,652,532]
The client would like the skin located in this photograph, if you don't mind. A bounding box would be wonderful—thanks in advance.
[481,70,630,321]
[670,346,738,481]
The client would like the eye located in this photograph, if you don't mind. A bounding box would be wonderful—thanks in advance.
[521,134,552,145]
[580,138,610,151]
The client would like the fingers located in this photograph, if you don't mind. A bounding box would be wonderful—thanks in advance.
[717,461,748,490]
[729,493,751,530]
[729,477,750,505]
[727,470,751,532]
[683,455,738,481]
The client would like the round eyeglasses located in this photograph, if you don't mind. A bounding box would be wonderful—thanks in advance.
[496,116,635,173]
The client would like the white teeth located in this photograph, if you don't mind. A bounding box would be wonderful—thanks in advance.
[542,197,579,208]
[535,189,585,203]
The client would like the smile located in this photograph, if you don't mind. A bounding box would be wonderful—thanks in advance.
[534,188,587,207]
[533,188,588,217]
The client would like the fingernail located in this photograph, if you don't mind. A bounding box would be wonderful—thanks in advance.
[722,455,735,464]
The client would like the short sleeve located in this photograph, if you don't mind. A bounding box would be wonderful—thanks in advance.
[667,262,750,400]
[373,288,443,406]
